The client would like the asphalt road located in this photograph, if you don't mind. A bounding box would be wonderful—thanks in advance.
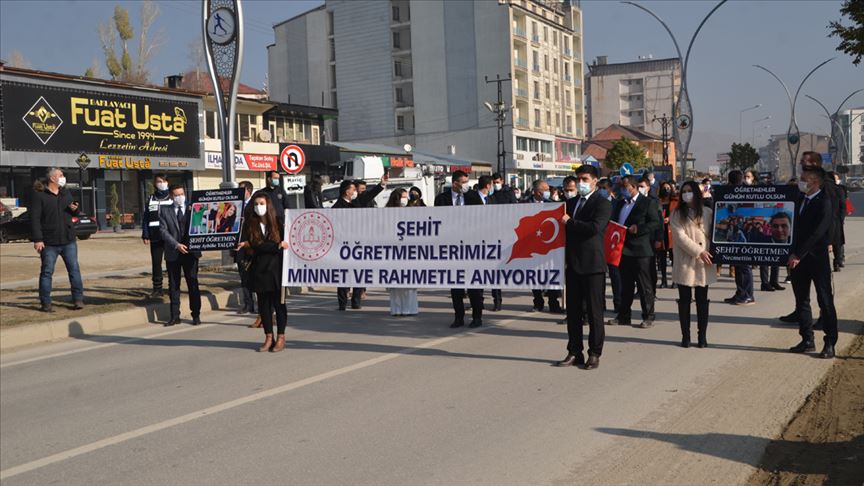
[2,220,862,486]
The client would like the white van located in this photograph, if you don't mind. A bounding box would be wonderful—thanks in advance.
[320,155,438,207]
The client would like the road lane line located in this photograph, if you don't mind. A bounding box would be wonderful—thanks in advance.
[0,310,537,480]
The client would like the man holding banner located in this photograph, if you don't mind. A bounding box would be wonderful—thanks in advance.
[557,165,611,370]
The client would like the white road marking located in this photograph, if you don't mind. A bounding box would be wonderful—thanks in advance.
[0,310,536,480]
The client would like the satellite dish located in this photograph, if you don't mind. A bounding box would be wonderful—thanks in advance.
[483,102,495,113]
[403,144,413,153]
[258,129,272,142]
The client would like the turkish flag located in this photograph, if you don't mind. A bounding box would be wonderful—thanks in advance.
[507,206,566,263]
[604,221,628,267]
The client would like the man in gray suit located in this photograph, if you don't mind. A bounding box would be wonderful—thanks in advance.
[159,185,202,326]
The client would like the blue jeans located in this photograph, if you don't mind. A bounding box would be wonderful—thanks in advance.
[39,241,84,305]
[734,264,754,302]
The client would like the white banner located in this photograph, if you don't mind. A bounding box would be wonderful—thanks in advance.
[282,204,566,289]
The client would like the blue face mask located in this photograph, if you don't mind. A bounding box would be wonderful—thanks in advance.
[270,179,280,187]
[542,190,551,200]
[598,188,609,199]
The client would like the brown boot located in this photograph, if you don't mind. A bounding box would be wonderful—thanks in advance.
[271,334,286,353]
[249,315,262,329]
[258,333,273,352]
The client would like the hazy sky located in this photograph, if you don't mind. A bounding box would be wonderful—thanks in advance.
[1,0,861,168]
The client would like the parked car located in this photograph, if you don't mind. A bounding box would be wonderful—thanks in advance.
[0,210,98,244]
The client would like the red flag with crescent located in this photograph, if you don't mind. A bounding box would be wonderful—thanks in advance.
[604,221,627,267]
[507,206,566,263]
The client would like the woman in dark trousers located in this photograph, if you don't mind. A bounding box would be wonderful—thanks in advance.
[656,181,677,288]
[237,194,289,352]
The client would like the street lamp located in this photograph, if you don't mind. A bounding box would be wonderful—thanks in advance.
[484,74,512,178]
[623,0,727,182]
[739,104,761,142]
[751,115,771,144]
[754,124,771,146]
[752,58,833,178]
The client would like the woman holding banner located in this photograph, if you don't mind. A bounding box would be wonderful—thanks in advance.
[385,189,419,316]
[671,181,716,348]
[237,195,290,353]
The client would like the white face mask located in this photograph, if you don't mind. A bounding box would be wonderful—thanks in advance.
[173,195,186,207]
[551,194,560,201]
[57,177,67,187]
[638,186,649,197]
[350,192,358,201]
[494,183,503,191]
[254,204,268,216]
[460,183,470,194]
[399,198,409,207]
[681,192,694,204]
[577,181,593,197]
[156,182,169,192]
[744,178,754,186]
[797,180,809,193]
[542,190,551,200]
[565,190,577,200]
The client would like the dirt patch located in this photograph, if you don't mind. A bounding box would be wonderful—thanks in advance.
[746,322,864,486]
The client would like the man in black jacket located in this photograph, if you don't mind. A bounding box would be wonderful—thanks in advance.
[141,173,172,298]
[606,175,661,328]
[788,167,838,359]
[488,173,515,310]
[159,185,203,326]
[523,179,563,313]
[303,174,323,209]
[556,165,611,370]
[258,171,288,227]
[434,170,485,328]
[333,175,388,310]
[31,167,84,312]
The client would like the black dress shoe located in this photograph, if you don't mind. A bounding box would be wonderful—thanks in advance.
[164,317,180,327]
[468,319,482,328]
[789,341,816,353]
[192,317,201,326]
[723,296,738,304]
[449,320,465,328]
[585,355,600,370]
[555,353,584,367]
[148,289,164,299]
[771,283,786,291]
[606,318,629,326]
[819,344,835,359]
[351,304,362,310]
[779,312,798,323]
[761,285,775,292]
[338,306,346,311]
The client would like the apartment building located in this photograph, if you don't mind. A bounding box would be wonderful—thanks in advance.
[840,107,863,175]
[757,132,829,182]
[585,56,680,143]
[268,0,586,188]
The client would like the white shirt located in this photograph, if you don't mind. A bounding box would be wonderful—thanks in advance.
[479,191,489,205]
[617,192,639,225]
[259,223,267,237]
[451,189,464,206]
[573,190,596,216]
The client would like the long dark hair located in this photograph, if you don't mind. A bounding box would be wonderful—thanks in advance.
[676,180,705,225]
[385,188,408,208]
[241,195,281,247]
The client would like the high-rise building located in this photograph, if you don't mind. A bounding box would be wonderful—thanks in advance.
[585,56,680,142]
[839,107,863,175]
[268,0,586,187]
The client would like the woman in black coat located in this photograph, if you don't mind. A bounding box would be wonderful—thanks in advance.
[237,194,289,352]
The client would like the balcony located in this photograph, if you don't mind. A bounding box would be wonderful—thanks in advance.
[563,48,572,58]
[563,74,572,83]
[513,27,526,39]
[514,58,528,70]
[531,34,540,44]
[515,87,528,99]
[532,64,541,73]
[516,117,529,128]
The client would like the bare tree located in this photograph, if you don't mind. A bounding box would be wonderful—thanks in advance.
[135,0,164,83]
[187,40,206,77]
[84,58,103,78]
[96,1,163,84]
[6,50,31,69]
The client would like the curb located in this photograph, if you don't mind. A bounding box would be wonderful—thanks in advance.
[0,287,245,352]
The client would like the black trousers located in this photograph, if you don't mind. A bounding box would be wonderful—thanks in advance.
[759,265,779,287]
[791,252,838,345]
[451,288,483,322]
[257,291,287,335]
[833,244,844,268]
[167,254,201,319]
[237,262,255,312]
[149,241,165,290]
[608,264,621,312]
[618,255,655,322]
[566,269,605,357]
[337,287,364,309]
[656,249,671,285]
[532,289,562,311]
[677,284,708,307]
[649,255,658,293]
[491,289,502,305]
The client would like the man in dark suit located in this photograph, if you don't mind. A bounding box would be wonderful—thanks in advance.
[303,174,323,209]
[488,173,516,310]
[235,180,256,314]
[523,179,563,313]
[159,185,202,326]
[607,175,661,328]
[788,168,838,359]
[435,170,485,328]
[723,170,756,306]
[333,175,387,310]
[557,165,611,370]
[257,171,288,227]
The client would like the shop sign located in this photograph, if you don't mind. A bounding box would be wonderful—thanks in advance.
[1,81,200,158]
[98,155,192,170]
[205,152,277,171]
[382,156,414,168]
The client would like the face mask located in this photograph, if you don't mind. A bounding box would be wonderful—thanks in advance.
[638,186,649,197]
[514,191,521,199]
[460,184,471,194]
[156,182,168,192]
[494,183,503,191]
[577,181,592,197]
[542,190,551,200]
[744,178,754,186]
[270,179,280,187]
[254,204,268,216]
[565,190,577,200]
[551,194,560,201]
[681,192,694,204]
[797,181,809,193]
[173,195,185,207]
[350,192,358,201]
[598,189,610,200]
[399,198,409,207]
[57,177,67,187]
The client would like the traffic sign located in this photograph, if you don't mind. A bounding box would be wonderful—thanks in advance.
[280,145,306,174]
[619,162,634,176]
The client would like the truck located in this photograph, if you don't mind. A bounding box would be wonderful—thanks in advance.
[320,155,440,207]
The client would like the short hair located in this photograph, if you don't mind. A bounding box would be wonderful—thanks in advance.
[727,170,743,185]
[339,179,355,195]
[574,165,599,179]
[801,151,823,166]
[491,172,503,181]
[478,175,493,189]
[169,184,185,194]
[239,180,253,193]
[45,167,62,179]
[701,178,711,184]
[268,171,280,178]
[770,211,791,223]
[637,176,651,186]
[354,179,368,187]
[153,173,168,182]
[620,175,635,187]
[532,179,547,191]
[802,166,825,179]
[452,170,469,180]
[562,175,577,187]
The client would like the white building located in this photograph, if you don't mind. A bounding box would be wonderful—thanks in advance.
[585,56,680,139]
[268,0,586,188]
[840,107,863,174]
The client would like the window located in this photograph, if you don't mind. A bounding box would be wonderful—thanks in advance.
[327,11,334,35]
[546,110,551,125]
[556,113,560,128]
[395,87,404,103]
[564,62,569,77]
[516,137,528,151]
[205,110,218,139]
[392,5,400,21]
[533,81,540,99]
[553,31,558,46]
[543,26,548,42]
[235,113,257,142]
[553,59,558,74]
[554,86,559,101]
[312,126,320,145]
[529,138,538,151]
[394,60,403,77]
[397,115,405,130]
[532,22,537,36]
[393,31,401,49]
[329,38,335,61]
[532,50,539,65]
[545,82,550,99]
[566,115,572,132]
[565,90,571,105]
[534,109,541,128]
[544,54,548,70]
[541,140,552,153]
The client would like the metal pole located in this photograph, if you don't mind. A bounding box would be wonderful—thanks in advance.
[485,74,512,178]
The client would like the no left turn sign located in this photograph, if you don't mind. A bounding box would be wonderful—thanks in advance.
[280,145,306,174]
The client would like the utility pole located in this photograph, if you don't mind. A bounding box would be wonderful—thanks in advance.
[652,113,671,169]
[485,74,512,178]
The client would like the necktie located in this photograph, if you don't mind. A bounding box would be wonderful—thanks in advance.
[456,193,463,206]
[176,207,182,221]
[574,197,586,216]
[800,197,809,215]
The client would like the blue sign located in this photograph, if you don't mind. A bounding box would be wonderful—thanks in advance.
[820,153,832,164]
[619,162,635,176]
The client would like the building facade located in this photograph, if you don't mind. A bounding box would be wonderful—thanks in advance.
[839,107,863,176]
[268,0,586,189]
[757,132,829,182]
[585,56,680,149]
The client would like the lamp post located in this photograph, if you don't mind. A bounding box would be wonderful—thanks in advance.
[739,104,761,142]
[652,113,672,168]
[751,115,771,145]
[752,58,833,179]
[805,89,863,168]
[484,74,512,179]
[622,0,727,182]
[754,124,770,147]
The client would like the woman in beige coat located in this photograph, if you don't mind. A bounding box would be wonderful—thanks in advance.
[671,181,717,348]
